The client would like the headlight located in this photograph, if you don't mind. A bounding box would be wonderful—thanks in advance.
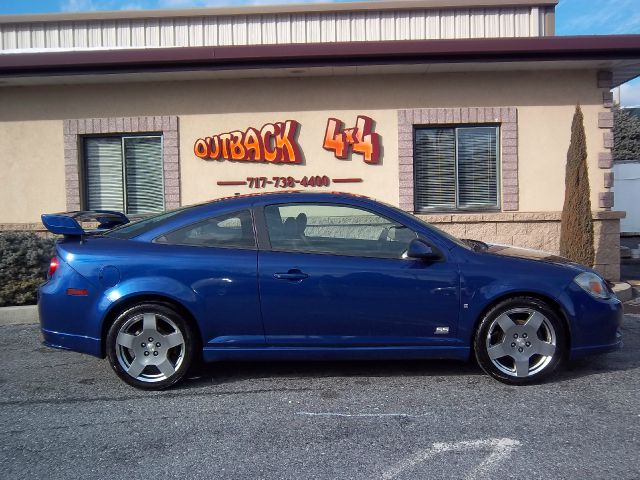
[574,272,611,299]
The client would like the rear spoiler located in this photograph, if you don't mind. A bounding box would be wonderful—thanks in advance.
[41,210,130,236]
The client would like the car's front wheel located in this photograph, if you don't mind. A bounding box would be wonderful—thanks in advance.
[106,303,194,390]
[474,297,566,385]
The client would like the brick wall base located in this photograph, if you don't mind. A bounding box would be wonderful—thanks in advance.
[1,211,624,281]
[419,211,623,281]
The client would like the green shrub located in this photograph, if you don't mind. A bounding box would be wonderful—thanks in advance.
[0,232,56,307]
[613,104,640,161]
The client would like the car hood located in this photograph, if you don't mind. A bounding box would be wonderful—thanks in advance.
[483,243,587,270]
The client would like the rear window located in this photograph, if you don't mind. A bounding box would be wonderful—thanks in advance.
[104,208,189,239]
[155,210,255,249]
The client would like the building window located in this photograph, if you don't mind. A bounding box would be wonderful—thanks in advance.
[83,135,164,214]
[414,126,499,212]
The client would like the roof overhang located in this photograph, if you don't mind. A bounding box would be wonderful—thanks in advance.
[0,35,639,87]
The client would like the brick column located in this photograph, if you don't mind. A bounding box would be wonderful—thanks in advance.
[63,116,180,212]
[397,107,518,212]
[597,71,614,210]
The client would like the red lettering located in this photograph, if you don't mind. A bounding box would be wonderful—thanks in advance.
[218,133,232,160]
[275,120,302,164]
[194,121,304,163]
[352,116,380,164]
[194,138,208,159]
[260,123,278,162]
[344,128,357,145]
[244,128,262,161]
[208,135,221,160]
[323,115,381,164]
[230,131,246,160]
[323,118,347,159]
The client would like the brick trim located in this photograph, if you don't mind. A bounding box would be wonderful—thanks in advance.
[397,106,518,212]
[597,70,614,210]
[62,116,180,212]
[604,171,614,188]
[597,70,614,89]
[599,191,614,209]
[598,111,614,129]
[598,152,613,169]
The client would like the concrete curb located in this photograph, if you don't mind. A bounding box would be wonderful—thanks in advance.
[613,282,634,303]
[0,305,39,326]
[626,280,640,297]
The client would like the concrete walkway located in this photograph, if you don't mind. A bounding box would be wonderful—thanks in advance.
[0,305,38,326]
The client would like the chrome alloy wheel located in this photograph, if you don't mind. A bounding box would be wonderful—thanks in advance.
[485,307,557,378]
[115,312,185,383]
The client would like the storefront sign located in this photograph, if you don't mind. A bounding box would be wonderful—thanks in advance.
[323,115,381,164]
[193,120,303,163]
[197,115,380,189]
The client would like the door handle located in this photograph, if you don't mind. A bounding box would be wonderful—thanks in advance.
[274,269,309,281]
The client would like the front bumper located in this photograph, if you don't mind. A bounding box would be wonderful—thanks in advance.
[568,285,624,360]
[569,329,623,360]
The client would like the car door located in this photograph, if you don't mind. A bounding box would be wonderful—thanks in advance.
[152,208,264,348]
[257,202,460,347]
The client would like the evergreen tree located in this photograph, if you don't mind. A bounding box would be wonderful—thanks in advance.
[559,105,595,266]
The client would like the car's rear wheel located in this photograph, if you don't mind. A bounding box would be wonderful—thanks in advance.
[106,303,194,390]
[474,297,566,385]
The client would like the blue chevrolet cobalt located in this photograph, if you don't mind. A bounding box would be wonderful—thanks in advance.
[39,192,622,389]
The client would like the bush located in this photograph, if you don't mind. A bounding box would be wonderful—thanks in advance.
[613,104,640,161]
[559,105,595,267]
[0,232,56,307]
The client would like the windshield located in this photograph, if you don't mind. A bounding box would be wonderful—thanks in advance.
[104,207,190,240]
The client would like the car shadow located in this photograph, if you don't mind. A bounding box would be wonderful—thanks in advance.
[179,353,638,390]
[182,358,485,389]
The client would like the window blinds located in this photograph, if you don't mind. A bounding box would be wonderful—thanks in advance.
[84,136,164,214]
[414,126,499,211]
[124,137,164,214]
[84,137,125,212]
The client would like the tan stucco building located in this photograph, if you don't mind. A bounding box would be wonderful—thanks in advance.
[1,0,639,280]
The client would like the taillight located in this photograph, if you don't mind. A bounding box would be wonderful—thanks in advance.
[48,257,59,278]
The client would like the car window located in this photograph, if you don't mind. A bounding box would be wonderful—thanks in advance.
[155,209,256,249]
[264,203,417,259]
[104,207,190,239]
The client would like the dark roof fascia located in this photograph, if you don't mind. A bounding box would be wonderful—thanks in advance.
[1,35,639,84]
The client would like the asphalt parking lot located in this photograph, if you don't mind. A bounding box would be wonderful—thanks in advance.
[1,317,639,480]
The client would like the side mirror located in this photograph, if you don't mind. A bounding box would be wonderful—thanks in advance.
[406,238,441,261]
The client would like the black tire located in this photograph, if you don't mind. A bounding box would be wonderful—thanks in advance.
[474,296,566,385]
[106,302,195,390]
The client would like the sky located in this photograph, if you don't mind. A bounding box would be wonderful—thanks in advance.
[1,0,639,104]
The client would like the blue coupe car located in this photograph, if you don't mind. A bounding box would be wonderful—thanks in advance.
[39,192,622,389]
